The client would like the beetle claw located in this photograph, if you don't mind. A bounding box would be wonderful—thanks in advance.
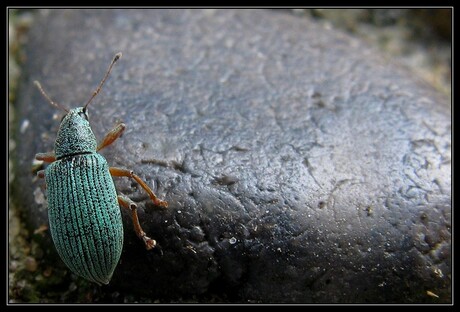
[156,199,169,208]
[143,236,156,250]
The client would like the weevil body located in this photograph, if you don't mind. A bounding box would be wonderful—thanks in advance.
[35,53,168,285]
[46,108,123,285]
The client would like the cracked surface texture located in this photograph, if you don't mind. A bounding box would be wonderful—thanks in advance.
[12,9,451,302]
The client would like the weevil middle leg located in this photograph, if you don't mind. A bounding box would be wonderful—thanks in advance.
[110,167,168,208]
[96,123,168,207]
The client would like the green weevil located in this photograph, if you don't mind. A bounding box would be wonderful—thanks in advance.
[34,52,168,285]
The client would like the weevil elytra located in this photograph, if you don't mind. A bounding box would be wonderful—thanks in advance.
[34,52,168,285]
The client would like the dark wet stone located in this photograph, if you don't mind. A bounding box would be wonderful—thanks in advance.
[12,9,451,303]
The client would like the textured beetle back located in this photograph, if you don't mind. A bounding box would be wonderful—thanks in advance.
[46,153,123,285]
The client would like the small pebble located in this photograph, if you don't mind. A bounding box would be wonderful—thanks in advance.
[24,256,38,272]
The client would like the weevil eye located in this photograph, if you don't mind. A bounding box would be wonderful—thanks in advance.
[79,108,89,121]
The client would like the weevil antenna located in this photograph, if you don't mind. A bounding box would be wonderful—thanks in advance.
[34,80,70,113]
[84,52,122,110]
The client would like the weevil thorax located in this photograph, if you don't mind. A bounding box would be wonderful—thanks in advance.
[54,107,97,159]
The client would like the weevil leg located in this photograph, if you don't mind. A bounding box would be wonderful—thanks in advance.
[110,167,169,208]
[36,170,47,190]
[35,151,56,163]
[37,170,45,179]
[117,194,157,250]
[97,123,126,151]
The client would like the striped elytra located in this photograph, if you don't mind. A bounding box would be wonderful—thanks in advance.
[46,153,123,285]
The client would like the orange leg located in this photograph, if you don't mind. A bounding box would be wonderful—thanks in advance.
[97,123,126,151]
[117,194,156,250]
[37,170,45,179]
[35,151,56,163]
[35,152,56,180]
[110,167,168,208]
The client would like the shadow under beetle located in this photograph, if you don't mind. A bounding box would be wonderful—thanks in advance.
[34,52,168,285]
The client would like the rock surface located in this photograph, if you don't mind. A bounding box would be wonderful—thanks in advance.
[11,9,451,303]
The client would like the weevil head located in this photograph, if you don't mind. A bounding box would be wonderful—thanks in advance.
[54,107,97,159]
[36,53,122,160]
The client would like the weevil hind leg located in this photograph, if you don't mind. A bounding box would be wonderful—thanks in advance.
[112,167,168,251]
[110,167,168,208]
[117,194,157,250]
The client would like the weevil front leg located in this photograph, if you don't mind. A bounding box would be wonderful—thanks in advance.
[117,194,157,250]
[37,170,46,179]
[35,151,56,179]
[110,167,169,208]
[36,151,56,163]
[97,123,126,151]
